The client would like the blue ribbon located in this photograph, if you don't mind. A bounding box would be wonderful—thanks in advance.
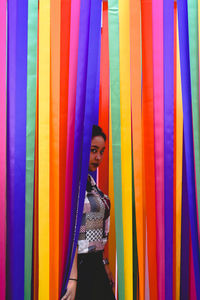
[7,1,17,298]
[163,1,174,299]
[7,1,28,299]
[61,0,101,296]
[177,0,200,297]
[61,0,91,294]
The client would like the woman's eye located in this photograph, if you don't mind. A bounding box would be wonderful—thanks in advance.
[91,149,97,153]
[100,151,104,155]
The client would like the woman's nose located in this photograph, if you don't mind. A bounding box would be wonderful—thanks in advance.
[95,152,101,160]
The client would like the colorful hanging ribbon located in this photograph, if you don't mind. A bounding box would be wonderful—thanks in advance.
[70,0,102,281]
[99,3,111,268]
[59,0,71,292]
[0,1,6,299]
[38,1,51,299]
[180,138,189,300]
[24,1,38,300]
[99,1,109,196]
[177,0,200,297]
[108,0,125,298]
[62,0,81,286]
[175,16,183,300]
[61,0,92,294]
[7,1,28,299]
[152,1,165,299]
[187,0,200,235]
[108,113,117,286]
[7,3,17,299]
[163,1,174,299]
[118,0,133,299]
[50,0,61,298]
[189,235,197,300]
[71,0,102,275]
[141,1,158,299]
[33,42,39,300]
[130,0,143,298]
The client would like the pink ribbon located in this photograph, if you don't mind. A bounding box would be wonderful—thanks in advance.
[61,0,81,285]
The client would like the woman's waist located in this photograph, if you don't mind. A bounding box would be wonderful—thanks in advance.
[78,250,103,263]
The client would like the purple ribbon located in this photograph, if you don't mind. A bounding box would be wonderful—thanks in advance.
[177,0,200,297]
[7,1,28,299]
[72,0,102,261]
[180,137,189,300]
[163,1,174,299]
[63,0,91,289]
[62,0,101,295]
[7,1,17,298]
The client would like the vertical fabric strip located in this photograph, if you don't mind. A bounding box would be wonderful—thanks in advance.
[180,138,189,300]
[187,0,200,230]
[50,0,61,298]
[7,3,17,298]
[152,1,165,299]
[61,0,80,284]
[118,0,133,299]
[99,1,109,196]
[163,1,174,299]
[38,1,50,299]
[129,1,144,299]
[24,1,38,299]
[108,0,125,298]
[189,237,197,300]
[69,0,102,284]
[0,1,6,299]
[141,1,158,299]
[12,0,28,298]
[70,0,102,287]
[177,0,200,297]
[108,112,117,286]
[33,80,39,300]
[0,0,6,298]
[61,0,91,294]
[173,6,177,298]
[7,0,29,298]
[59,0,71,292]
[175,18,183,300]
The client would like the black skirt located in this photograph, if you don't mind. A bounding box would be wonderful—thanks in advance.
[75,251,116,300]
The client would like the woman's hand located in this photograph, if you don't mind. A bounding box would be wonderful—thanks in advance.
[61,280,77,300]
[104,264,114,288]
[62,248,78,300]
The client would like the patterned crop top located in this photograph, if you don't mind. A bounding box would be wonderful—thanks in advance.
[77,175,111,254]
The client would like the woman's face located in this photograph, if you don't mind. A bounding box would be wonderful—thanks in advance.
[89,136,106,172]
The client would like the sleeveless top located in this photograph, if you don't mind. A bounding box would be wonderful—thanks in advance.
[77,175,110,254]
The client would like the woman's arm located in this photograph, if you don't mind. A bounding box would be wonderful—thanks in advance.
[61,248,78,300]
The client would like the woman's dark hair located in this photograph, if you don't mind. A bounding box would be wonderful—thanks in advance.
[92,125,106,141]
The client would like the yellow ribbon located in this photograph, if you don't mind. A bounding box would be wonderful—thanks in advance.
[38,1,50,299]
[118,0,133,298]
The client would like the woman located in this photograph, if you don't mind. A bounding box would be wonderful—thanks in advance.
[61,125,115,300]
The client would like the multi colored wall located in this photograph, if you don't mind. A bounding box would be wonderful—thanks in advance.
[0,0,200,300]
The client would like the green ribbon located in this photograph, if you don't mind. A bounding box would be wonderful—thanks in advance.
[132,157,138,300]
[24,1,38,299]
[108,1,125,299]
[187,0,200,224]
